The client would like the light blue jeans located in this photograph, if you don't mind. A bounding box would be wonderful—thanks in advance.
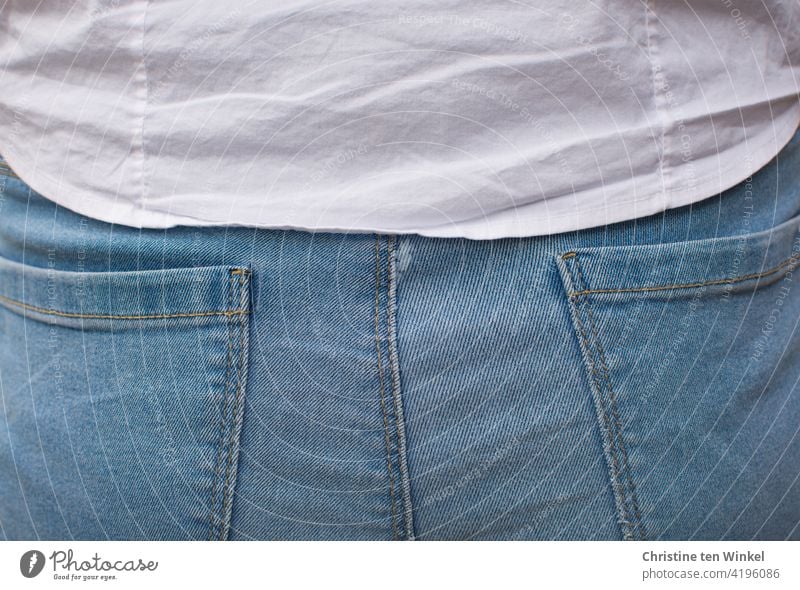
[1,130,799,541]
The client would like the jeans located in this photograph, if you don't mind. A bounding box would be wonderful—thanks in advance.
[1,129,799,541]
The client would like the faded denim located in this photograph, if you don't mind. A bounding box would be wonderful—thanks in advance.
[0,129,799,540]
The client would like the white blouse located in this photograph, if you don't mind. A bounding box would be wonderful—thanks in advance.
[0,0,798,239]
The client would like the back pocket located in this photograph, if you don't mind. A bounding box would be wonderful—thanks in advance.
[0,256,251,540]
[556,215,800,540]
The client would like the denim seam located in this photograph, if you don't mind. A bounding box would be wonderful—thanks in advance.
[572,256,646,540]
[208,273,235,540]
[374,236,399,540]
[569,282,635,537]
[208,268,251,541]
[562,251,800,297]
[0,298,249,322]
[558,252,646,541]
[219,269,250,541]
[386,236,416,541]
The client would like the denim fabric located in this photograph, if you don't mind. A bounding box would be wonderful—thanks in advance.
[0,128,799,540]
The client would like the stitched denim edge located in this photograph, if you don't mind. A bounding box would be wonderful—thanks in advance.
[387,236,416,541]
[374,236,416,540]
[209,268,251,541]
[558,213,800,299]
[0,255,251,327]
[557,253,647,541]
[0,294,249,321]
[374,237,399,539]
[563,251,800,297]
